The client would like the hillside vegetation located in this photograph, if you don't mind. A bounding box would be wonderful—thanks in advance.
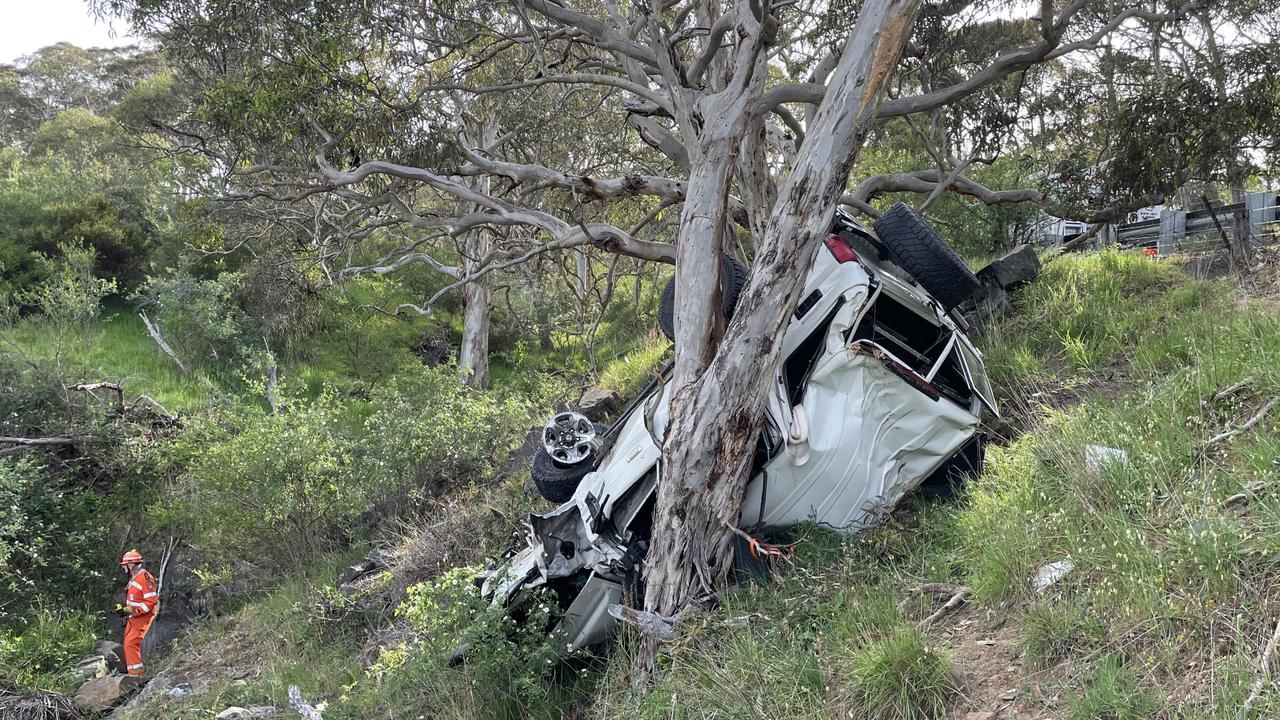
[83,250,1280,720]
[3,25,1278,718]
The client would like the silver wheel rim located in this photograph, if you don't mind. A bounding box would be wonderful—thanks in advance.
[542,411,596,465]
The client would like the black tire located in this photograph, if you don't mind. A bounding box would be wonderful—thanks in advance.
[658,256,749,341]
[530,423,606,502]
[872,202,979,311]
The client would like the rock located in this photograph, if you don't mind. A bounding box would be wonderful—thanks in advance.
[217,707,252,720]
[977,244,1041,290]
[169,682,193,699]
[115,671,175,713]
[95,640,124,671]
[1084,444,1129,473]
[964,244,1042,327]
[1034,559,1074,592]
[965,274,1011,326]
[74,674,143,713]
[336,552,387,587]
[575,387,621,421]
[72,654,109,680]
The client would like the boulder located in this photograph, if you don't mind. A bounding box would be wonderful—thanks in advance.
[976,244,1040,290]
[74,674,143,713]
[576,387,621,421]
[965,275,1010,326]
[964,244,1042,326]
[72,654,109,680]
[95,640,125,672]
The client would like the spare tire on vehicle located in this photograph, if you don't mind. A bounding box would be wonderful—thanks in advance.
[872,202,979,311]
[530,422,607,503]
[658,256,749,342]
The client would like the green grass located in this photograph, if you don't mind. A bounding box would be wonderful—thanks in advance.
[597,334,669,397]
[835,628,960,720]
[111,250,1280,720]
[1018,602,1106,669]
[1066,654,1160,720]
[978,250,1212,385]
[0,607,101,693]
[3,305,227,412]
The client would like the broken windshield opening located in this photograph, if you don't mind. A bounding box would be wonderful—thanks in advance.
[926,340,975,408]
[849,286,948,374]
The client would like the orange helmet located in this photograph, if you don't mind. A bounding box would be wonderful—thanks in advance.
[120,550,143,565]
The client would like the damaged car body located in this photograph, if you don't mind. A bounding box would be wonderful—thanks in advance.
[480,203,997,654]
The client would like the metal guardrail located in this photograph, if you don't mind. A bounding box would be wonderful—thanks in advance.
[1106,191,1280,258]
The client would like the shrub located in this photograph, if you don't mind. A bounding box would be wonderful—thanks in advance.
[181,393,359,566]
[132,270,263,372]
[836,627,960,720]
[360,366,565,492]
[176,366,565,568]
[354,567,569,720]
[0,607,100,692]
[0,457,112,622]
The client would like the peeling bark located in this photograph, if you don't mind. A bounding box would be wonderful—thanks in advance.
[640,0,922,669]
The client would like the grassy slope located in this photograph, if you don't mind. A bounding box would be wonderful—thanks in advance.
[121,250,1280,719]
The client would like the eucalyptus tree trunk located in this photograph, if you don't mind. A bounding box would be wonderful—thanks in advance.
[458,226,493,389]
[641,0,921,667]
[459,119,498,389]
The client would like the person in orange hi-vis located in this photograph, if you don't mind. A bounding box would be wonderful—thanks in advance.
[117,550,159,676]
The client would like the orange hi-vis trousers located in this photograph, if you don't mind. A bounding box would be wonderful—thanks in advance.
[123,613,155,675]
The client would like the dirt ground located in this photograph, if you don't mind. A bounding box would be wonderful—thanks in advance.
[936,609,1066,720]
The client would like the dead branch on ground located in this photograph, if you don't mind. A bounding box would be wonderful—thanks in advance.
[1238,617,1280,720]
[900,582,973,629]
[1205,397,1279,447]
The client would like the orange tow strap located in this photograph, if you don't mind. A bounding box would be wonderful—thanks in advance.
[746,536,796,562]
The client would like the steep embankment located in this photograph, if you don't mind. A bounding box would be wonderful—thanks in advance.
[119,250,1280,720]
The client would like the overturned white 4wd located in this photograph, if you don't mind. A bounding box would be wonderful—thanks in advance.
[481,203,997,653]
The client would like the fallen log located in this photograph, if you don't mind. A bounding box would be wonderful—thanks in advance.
[0,436,100,456]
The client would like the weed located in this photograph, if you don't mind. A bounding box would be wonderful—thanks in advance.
[0,607,100,692]
[1018,602,1106,669]
[833,627,960,720]
[1066,654,1160,720]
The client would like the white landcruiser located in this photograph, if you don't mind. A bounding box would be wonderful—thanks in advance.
[480,203,997,654]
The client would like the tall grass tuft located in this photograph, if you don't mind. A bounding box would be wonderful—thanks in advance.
[832,627,960,720]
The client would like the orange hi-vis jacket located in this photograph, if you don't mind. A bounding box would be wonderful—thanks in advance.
[124,570,159,675]
[126,569,159,616]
